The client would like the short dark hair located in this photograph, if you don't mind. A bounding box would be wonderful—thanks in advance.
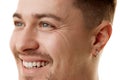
[73,0,117,29]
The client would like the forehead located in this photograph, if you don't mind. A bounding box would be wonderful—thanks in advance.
[15,0,84,28]
[17,0,75,14]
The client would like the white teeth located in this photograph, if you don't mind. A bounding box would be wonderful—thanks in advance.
[23,61,49,69]
[33,62,37,67]
[41,62,44,67]
[37,62,40,67]
[28,62,33,68]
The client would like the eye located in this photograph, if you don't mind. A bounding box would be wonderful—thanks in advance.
[14,21,24,27]
[39,21,56,31]
[42,23,51,28]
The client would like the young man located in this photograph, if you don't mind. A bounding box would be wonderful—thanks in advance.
[10,0,117,80]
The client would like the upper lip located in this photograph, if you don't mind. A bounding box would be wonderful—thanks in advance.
[18,55,52,63]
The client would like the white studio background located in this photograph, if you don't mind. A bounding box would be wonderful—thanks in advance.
[0,0,119,80]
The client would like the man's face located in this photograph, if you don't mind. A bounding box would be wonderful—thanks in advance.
[10,0,93,80]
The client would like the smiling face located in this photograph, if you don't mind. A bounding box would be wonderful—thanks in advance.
[10,0,100,80]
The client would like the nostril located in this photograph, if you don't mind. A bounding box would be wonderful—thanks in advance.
[23,48,35,52]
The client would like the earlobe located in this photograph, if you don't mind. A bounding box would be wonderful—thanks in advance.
[91,21,112,57]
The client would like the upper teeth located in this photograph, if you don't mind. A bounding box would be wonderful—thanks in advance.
[23,61,49,69]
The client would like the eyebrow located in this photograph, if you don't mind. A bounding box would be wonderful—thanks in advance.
[13,13,22,19]
[13,13,62,21]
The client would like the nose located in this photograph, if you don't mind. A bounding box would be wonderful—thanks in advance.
[16,29,39,53]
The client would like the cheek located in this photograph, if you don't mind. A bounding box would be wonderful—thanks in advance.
[42,32,68,58]
[10,33,16,51]
[40,31,91,79]
[41,29,90,60]
[9,33,19,62]
[10,32,19,58]
[41,30,90,63]
[40,31,72,68]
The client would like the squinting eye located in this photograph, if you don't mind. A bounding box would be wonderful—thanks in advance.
[39,22,56,31]
[41,22,52,28]
[14,21,24,27]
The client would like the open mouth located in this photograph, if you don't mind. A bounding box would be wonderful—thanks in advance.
[23,60,49,69]
[18,55,53,75]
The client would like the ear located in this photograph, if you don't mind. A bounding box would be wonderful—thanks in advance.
[91,21,112,57]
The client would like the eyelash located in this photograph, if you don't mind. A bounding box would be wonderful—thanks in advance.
[14,21,24,27]
[39,21,56,28]
[14,21,56,31]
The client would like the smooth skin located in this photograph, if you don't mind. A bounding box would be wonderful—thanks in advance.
[10,0,112,80]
